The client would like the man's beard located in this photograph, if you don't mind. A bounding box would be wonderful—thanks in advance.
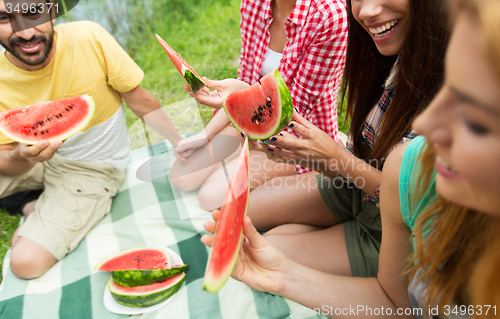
[0,24,54,67]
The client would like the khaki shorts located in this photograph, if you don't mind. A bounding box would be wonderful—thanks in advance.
[316,174,381,277]
[0,153,125,260]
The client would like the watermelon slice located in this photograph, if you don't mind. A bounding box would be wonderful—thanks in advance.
[107,273,186,308]
[155,34,206,93]
[202,138,250,293]
[223,69,293,140]
[94,247,172,271]
[0,95,95,145]
[112,265,189,287]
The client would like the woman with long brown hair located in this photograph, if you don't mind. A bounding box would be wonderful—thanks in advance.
[244,0,450,278]
[202,0,500,315]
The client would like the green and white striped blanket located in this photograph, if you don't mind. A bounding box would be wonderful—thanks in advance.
[0,138,325,319]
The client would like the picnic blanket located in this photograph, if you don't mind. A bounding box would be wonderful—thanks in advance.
[0,137,326,319]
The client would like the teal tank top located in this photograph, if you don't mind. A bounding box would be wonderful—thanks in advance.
[399,136,437,233]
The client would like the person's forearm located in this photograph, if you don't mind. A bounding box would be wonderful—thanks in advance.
[0,149,35,176]
[142,108,182,147]
[278,261,405,319]
[122,86,183,147]
[320,147,381,195]
[204,110,231,138]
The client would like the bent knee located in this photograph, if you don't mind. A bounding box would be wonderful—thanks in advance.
[198,186,225,211]
[10,244,57,279]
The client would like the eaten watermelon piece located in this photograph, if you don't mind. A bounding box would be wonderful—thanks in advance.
[0,95,95,145]
[107,273,186,308]
[202,138,250,293]
[223,69,293,140]
[155,34,206,93]
[94,247,172,271]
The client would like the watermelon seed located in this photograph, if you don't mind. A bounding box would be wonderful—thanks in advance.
[58,113,62,117]
[270,110,273,114]
[269,114,272,117]
[55,115,59,119]
[267,97,271,102]
[46,130,49,133]
[41,131,44,135]
[47,118,50,122]
[34,133,37,136]
[259,119,264,122]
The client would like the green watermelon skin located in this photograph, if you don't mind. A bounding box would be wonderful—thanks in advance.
[111,265,189,287]
[224,69,293,140]
[108,273,185,308]
[202,139,250,293]
[183,69,206,94]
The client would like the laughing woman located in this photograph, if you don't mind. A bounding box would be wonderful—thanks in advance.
[202,0,500,315]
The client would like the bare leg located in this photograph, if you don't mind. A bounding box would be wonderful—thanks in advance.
[10,236,58,279]
[197,151,297,211]
[264,223,351,276]
[11,203,57,279]
[247,172,336,231]
[169,125,243,191]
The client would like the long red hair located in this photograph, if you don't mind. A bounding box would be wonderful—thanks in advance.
[409,1,500,313]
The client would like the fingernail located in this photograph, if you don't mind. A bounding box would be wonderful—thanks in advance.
[288,123,294,128]
[279,133,283,136]
[240,132,244,138]
[270,137,277,142]
[43,141,49,146]
[268,148,273,152]
[263,140,270,144]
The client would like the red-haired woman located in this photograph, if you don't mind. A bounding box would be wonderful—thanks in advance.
[203,0,500,315]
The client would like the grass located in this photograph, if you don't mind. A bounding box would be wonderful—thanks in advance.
[0,211,20,283]
[0,0,349,283]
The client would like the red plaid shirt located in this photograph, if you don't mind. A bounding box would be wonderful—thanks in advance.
[238,0,348,174]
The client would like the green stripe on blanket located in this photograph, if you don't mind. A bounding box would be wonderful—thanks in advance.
[0,139,326,319]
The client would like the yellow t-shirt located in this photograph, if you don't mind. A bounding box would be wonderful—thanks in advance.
[0,20,144,144]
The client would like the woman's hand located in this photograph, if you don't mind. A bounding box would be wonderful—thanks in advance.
[201,210,290,294]
[185,77,251,109]
[248,110,343,171]
[173,131,208,162]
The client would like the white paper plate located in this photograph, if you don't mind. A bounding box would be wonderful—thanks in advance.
[103,247,184,315]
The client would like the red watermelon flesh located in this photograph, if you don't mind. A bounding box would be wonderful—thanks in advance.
[155,34,206,93]
[0,95,95,145]
[94,247,172,271]
[223,69,293,140]
[202,138,250,293]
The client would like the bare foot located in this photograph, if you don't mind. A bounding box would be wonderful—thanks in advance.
[22,200,37,217]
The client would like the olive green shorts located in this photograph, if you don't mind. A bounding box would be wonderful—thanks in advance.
[315,174,381,277]
[0,153,125,260]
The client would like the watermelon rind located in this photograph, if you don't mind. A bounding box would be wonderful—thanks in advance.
[183,67,206,94]
[202,138,250,293]
[0,95,95,145]
[112,265,189,287]
[156,34,206,93]
[107,273,185,308]
[223,69,293,140]
[94,246,171,272]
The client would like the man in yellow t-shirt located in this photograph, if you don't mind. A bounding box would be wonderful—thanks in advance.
[0,0,182,279]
